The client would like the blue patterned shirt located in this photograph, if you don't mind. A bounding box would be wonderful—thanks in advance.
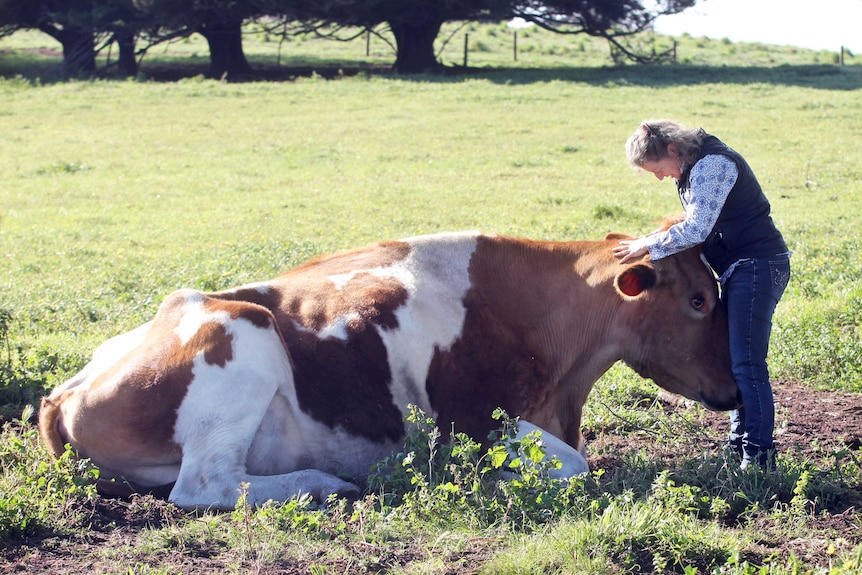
[646,154,738,260]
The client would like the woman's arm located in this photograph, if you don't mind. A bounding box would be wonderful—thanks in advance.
[643,155,738,260]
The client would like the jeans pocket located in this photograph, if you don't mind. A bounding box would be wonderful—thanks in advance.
[769,260,791,290]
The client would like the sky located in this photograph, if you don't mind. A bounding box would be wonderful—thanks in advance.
[653,0,862,53]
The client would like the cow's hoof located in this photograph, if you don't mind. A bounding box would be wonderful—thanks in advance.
[320,480,361,503]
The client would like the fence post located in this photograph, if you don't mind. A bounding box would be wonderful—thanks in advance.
[839,46,845,66]
[464,33,469,67]
[514,31,518,62]
[366,30,370,56]
[673,40,677,64]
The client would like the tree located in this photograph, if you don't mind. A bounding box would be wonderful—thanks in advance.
[0,0,25,38]
[513,0,697,63]
[0,0,146,77]
[373,0,512,73]
[3,0,262,79]
[100,0,149,77]
[268,0,694,74]
[135,0,261,78]
[265,0,510,74]
[0,0,100,75]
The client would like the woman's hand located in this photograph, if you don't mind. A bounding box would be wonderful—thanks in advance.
[613,238,650,264]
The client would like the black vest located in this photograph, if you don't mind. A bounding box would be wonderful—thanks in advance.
[678,135,787,276]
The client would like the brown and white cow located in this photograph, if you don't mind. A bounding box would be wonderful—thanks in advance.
[39,227,740,510]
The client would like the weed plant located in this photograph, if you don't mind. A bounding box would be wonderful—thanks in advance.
[368,406,595,532]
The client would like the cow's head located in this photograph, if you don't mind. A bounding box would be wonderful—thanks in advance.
[612,246,740,412]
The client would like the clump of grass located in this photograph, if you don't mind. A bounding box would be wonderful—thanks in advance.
[0,310,65,421]
[34,161,91,175]
[772,291,862,392]
[484,498,740,574]
[592,204,627,219]
[0,409,99,540]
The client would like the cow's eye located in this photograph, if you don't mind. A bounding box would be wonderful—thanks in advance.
[690,296,706,311]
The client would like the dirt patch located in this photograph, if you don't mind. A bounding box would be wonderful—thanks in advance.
[587,380,862,488]
[772,381,862,453]
[687,380,861,462]
[2,382,860,574]
[586,381,862,570]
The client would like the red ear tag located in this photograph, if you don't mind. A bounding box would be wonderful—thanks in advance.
[618,271,643,296]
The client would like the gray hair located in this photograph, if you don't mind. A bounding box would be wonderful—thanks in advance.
[625,120,707,168]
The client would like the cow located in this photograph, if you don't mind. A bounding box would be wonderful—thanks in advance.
[39,225,740,511]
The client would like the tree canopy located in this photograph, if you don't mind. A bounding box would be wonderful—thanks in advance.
[0,0,697,76]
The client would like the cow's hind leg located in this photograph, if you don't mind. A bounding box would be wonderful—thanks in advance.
[166,302,359,511]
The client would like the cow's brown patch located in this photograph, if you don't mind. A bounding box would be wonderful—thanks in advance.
[63,295,189,463]
[427,236,615,445]
[273,242,411,328]
[264,241,413,442]
[282,319,404,443]
[207,287,281,329]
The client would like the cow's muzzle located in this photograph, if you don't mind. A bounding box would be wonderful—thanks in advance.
[700,389,743,412]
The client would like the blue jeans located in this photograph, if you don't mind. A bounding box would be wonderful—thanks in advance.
[723,254,791,466]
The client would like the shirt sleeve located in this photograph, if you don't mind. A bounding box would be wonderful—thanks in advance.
[645,154,738,261]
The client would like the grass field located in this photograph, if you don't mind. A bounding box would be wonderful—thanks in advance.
[1,22,861,574]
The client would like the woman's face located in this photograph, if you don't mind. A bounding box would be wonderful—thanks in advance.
[639,143,682,181]
[640,157,682,181]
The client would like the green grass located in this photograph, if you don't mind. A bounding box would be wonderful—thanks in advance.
[0,21,861,574]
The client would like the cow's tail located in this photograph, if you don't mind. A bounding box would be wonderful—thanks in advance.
[38,396,67,459]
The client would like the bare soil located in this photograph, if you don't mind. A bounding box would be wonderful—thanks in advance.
[2,381,860,574]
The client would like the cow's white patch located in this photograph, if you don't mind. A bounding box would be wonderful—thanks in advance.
[381,232,479,415]
[328,271,359,290]
[292,311,363,341]
[218,282,271,295]
[173,314,288,446]
[329,264,415,292]
[246,282,271,295]
[171,311,299,507]
[173,297,231,345]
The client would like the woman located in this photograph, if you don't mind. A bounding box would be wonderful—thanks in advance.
[613,119,791,469]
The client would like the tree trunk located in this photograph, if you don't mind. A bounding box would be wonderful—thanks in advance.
[40,25,96,76]
[116,31,138,78]
[199,18,252,79]
[390,19,444,74]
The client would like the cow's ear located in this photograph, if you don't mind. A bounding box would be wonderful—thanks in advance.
[615,264,657,297]
[605,232,633,241]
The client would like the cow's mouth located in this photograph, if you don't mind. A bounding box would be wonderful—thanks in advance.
[700,389,743,412]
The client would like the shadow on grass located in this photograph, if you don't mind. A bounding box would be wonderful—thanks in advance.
[2,48,861,90]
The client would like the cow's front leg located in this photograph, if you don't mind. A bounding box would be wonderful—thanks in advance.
[513,421,590,478]
[169,469,360,511]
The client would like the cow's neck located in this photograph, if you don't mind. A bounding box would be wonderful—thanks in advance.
[470,238,624,445]
[525,294,622,448]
